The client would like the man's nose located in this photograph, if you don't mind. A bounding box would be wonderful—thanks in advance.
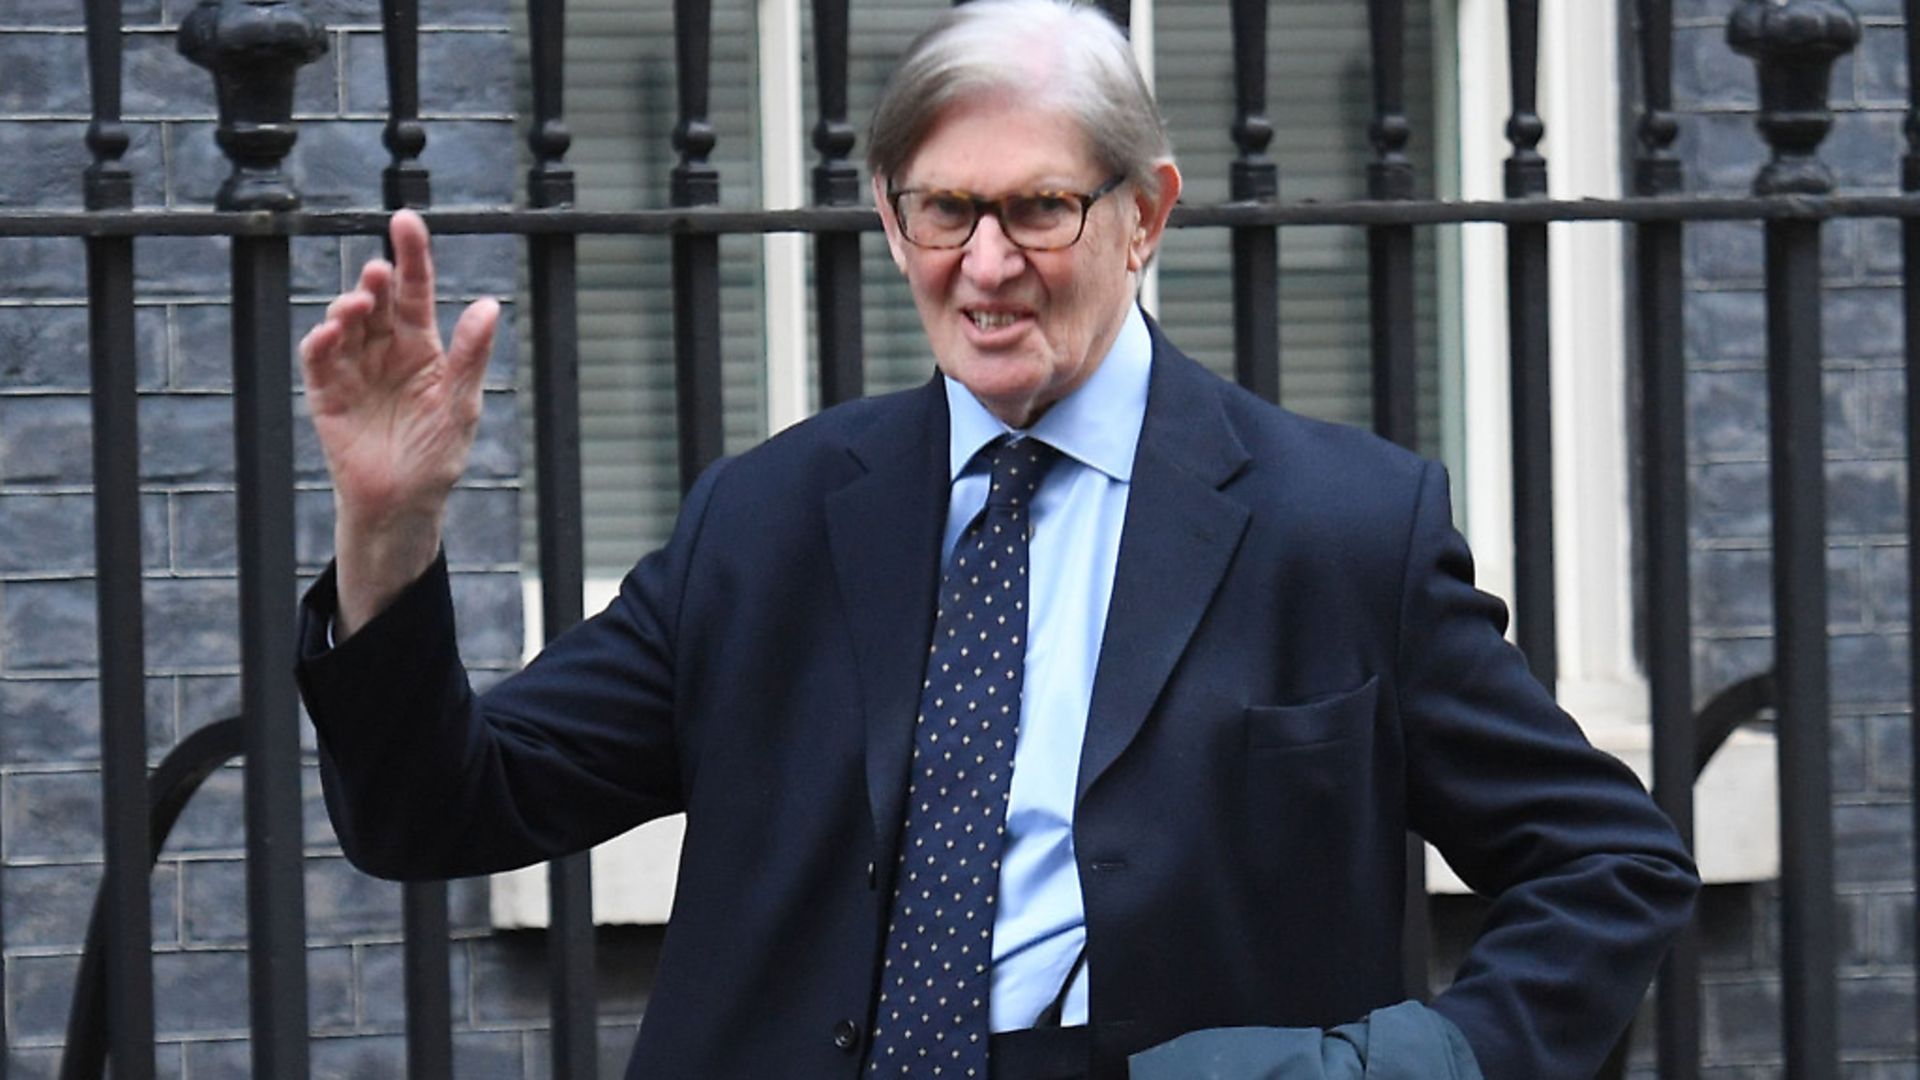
[960,212,1026,289]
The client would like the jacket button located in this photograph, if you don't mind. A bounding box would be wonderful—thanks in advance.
[832,1019,861,1052]
[866,861,877,889]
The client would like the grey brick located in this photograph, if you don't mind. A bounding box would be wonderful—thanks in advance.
[8,953,80,1040]
[0,121,167,210]
[138,395,234,485]
[455,1030,531,1078]
[172,303,235,390]
[123,32,216,120]
[1691,463,1771,540]
[1674,112,1770,196]
[1834,801,1913,886]
[172,490,239,572]
[0,237,88,298]
[1838,975,1917,1052]
[452,569,523,666]
[293,236,348,296]
[1860,217,1905,278]
[310,944,357,1031]
[1703,976,1781,1058]
[310,1034,408,1078]
[1692,634,1772,707]
[469,926,659,1025]
[445,486,522,567]
[1829,459,1906,537]
[145,576,240,669]
[1824,287,1903,361]
[1830,543,1868,630]
[1826,368,1906,458]
[177,1038,252,1079]
[1692,547,1773,632]
[165,765,244,854]
[1686,221,1763,285]
[421,121,519,206]
[420,0,512,27]
[522,1022,647,1080]
[0,493,93,573]
[2,860,179,950]
[358,939,471,1027]
[153,947,250,1035]
[176,673,242,740]
[1824,111,1903,193]
[1687,290,1767,365]
[1,578,98,671]
[343,31,515,116]
[1674,25,1757,111]
[1867,713,1912,793]
[304,759,336,847]
[179,857,247,943]
[1689,367,1767,460]
[1855,27,1908,107]
[467,392,524,480]
[1832,631,1908,707]
[0,303,164,392]
[305,854,403,938]
[1869,890,1913,967]
[5,769,101,858]
[0,676,99,764]
[135,236,230,298]
[1832,713,1869,796]
[296,488,335,571]
[3,0,162,23]
[1864,544,1907,626]
[0,396,93,485]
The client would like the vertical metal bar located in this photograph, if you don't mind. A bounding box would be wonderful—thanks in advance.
[84,0,154,1073]
[672,0,724,492]
[1632,0,1699,1074]
[1729,6,1857,1077]
[525,0,598,1075]
[1502,0,1555,689]
[231,235,313,1080]
[1907,0,1920,1051]
[1229,0,1279,403]
[378,1,453,1073]
[1363,0,1427,1003]
[811,0,863,406]
[178,6,327,1075]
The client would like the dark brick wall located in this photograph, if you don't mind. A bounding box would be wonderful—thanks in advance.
[0,0,604,1075]
[1665,0,1917,1074]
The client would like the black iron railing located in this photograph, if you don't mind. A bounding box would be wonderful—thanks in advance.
[0,0,1904,1076]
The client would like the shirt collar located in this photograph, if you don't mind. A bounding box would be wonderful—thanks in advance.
[944,304,1151,483]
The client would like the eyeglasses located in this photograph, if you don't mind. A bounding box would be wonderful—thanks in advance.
[887,175,1126,252]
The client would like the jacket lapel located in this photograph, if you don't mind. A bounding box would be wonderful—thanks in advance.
[825,380,951,855]
[1077,332,1252,802]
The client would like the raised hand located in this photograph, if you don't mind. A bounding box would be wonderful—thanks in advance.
[300,209,500,636]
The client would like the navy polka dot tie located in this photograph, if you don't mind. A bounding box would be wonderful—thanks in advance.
[867,436,1061,1078]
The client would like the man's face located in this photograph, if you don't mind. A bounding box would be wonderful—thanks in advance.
[876,98,1169,429]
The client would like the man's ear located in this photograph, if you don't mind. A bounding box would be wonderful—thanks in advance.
[1126,161,1182,273]
[873,174,910,274]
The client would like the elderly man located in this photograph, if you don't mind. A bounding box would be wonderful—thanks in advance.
[295,1,1697,1077]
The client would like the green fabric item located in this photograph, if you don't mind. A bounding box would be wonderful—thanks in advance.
[1127,1002,1484,1080]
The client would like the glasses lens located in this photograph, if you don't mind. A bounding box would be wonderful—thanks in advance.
[1001,193,1084,250]
[902,191,976,247]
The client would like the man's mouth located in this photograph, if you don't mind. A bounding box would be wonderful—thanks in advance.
[966,309,1026,332]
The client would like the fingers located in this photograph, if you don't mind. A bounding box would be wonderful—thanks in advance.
[389,209,439,332]
[446,297,502,396]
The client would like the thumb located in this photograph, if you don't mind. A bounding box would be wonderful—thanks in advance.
[447,297,501,395]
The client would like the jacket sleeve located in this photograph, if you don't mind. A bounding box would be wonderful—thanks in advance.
[295,459,731,881]
[1395,461,1700,1079]
[1127,1002,1483,1080]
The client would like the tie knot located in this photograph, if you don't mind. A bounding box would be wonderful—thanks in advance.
[985,437,1059,509]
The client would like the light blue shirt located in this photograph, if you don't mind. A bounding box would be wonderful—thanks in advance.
[941,305,1151,1033]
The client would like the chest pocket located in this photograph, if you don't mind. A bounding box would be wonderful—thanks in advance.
[1243,676,1378,750]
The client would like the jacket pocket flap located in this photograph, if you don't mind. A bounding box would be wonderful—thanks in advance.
[1244,676,1379,749]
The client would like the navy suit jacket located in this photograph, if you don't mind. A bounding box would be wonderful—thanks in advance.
[297,327,1698,1080]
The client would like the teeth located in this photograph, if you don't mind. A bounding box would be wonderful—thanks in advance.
[968,311,1018,331]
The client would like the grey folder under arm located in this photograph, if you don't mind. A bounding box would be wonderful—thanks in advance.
[1126,1001,1483,1080]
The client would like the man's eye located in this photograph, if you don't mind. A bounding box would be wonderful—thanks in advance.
[1007,194,1074,225]
[918,194,974,224]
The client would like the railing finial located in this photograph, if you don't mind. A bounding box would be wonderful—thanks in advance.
[177,0,329,212]
[1727,0,1860,196]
